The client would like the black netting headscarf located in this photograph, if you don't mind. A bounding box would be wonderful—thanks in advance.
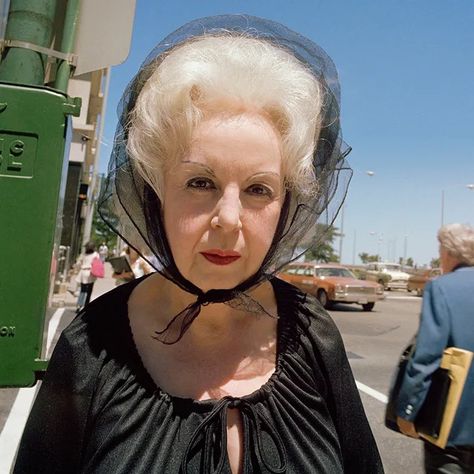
[98,14,352,343]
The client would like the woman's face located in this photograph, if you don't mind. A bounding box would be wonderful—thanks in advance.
[162,112,285,291]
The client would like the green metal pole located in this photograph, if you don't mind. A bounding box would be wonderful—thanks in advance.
[54,0,80,93]
[0,0,57,85]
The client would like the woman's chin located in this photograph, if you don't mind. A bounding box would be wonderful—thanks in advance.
[198,279,242,293]
[179,261,262,293]
[189,274,249,293]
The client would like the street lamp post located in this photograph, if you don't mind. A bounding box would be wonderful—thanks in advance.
[441,184,474,227]
[352,229,357,265]
[403,235,408,266]
[441,189,445,227]
[339,170,375,263]
[369,231,383,261]
[377,235,383,261]
[338,204,345,261]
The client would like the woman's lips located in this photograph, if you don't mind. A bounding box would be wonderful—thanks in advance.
[200,250,241,266]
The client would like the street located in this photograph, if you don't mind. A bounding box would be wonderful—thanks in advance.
[328,293,424,473]
[0,287,425,473]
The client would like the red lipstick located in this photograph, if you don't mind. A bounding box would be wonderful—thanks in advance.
[200,249,241,266]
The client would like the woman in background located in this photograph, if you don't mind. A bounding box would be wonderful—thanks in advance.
[74,241,99,312]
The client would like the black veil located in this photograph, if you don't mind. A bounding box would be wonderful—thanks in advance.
[98,14,352,343]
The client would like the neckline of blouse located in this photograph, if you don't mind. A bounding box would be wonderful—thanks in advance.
[120,275,300,412]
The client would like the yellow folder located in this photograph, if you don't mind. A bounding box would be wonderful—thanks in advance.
[420,347,473,448]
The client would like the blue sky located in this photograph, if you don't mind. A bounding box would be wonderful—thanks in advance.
[99,0,474,266]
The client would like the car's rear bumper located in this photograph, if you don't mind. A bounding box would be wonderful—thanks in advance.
[333,293,384,304]
[387,281,408,289]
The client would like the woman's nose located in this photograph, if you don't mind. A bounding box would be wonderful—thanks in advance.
[211,188,242,232]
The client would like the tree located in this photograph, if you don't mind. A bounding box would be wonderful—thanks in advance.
[359,252,380,264]
[304,224,340,263]
[430,257,441,268]
[399,256,415,267]
[91,206,118,251]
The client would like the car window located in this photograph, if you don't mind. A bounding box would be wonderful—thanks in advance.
[315,268,355,278]
[295,267,306,275]
[304,268,314,276]
[383,264,401,271]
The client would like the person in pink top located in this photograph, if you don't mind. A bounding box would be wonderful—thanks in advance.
[74,241,99,312]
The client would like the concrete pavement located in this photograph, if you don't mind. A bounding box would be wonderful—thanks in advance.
[51,262,117,309]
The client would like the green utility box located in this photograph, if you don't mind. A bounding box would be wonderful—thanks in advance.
[0,83,80,387]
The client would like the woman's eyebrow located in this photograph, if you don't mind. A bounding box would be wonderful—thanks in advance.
[180,160,216,176]
[248,171,281,180]
[180,161,281,180]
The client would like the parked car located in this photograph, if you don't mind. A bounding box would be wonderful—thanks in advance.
[350,266,391,287]
[364,262,410,290]
[278,262,385,311]
[407,268,441,296]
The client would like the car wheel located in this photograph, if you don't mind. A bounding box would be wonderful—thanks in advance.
[362,302,375,311]
[317,289,330,309]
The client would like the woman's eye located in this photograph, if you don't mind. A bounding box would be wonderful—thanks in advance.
[186,177,216,190]
[246,184,273,198]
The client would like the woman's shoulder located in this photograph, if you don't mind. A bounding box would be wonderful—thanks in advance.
[273,277,341,334]
[65,276,149,347]
[272,276,346,364]
[272,277,351,399]
[41,276,157,404]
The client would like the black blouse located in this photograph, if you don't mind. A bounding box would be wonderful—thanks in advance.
[14,277,383,473]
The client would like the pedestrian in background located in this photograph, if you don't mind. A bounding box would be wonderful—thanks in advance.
[112,245,153,285]
[397,223,474,473]
[74,241,100,313]
[129,247,153,278]
[98,241,108,262]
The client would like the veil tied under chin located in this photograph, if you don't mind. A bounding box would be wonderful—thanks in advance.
[98,14,352,343]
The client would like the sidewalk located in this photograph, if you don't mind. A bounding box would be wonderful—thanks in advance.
[51,262,117,308]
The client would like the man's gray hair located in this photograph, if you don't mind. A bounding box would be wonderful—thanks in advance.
[438,223,474,265]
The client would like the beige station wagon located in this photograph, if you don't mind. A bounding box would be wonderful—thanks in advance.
[279,262,385,311]
[364,262,410,290]
[407,268,441,296]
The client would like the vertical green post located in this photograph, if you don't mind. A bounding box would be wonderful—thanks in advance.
[54,0,80,92]
[0,0,83,386]
[0,0,58,85]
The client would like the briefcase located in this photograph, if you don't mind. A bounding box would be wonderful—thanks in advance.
[384,337,415,433]
[415,367,451,438]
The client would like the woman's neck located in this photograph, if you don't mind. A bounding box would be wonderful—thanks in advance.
[150,274,277,338]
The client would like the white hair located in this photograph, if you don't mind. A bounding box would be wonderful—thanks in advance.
[438,223,474,265]
[127,34,324,200]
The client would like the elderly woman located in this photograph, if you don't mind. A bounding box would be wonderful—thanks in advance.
[15,15,383,473]
[397,223,474,473]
